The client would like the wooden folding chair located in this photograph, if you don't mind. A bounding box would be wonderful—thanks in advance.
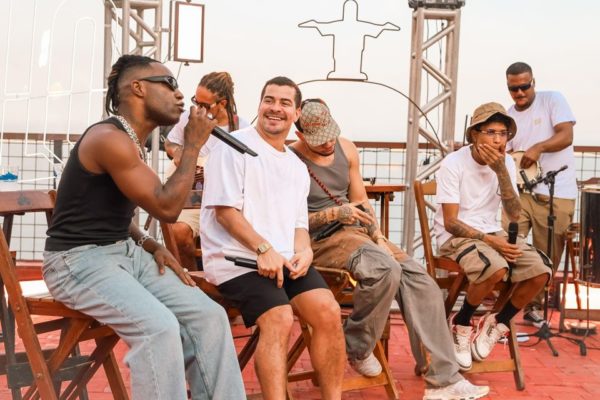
[285,267,399,399]
[158,190,260,371]
[0,190,128,400]
[414,179,525,390]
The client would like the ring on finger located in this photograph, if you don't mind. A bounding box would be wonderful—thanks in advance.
[183,268,189,273]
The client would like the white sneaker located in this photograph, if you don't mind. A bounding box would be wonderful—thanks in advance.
[471,313,510,361]
[523,309,550,329]
[423,378,489,400]
[448,314,473,371]
[349,352,382,377]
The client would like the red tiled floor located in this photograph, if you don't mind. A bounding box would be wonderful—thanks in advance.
[1,310,599,399]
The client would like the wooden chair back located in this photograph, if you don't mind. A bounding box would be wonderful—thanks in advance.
[413,179,525,390]
[0,190,128,400]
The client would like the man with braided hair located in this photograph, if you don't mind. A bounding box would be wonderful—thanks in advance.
[43,55,245,399]
[164,71,249,271]
[290,99,489,400]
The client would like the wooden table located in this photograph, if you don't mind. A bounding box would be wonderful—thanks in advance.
[365,184,406,237]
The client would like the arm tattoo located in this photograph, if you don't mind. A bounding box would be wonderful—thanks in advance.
[337,205,354,224]
[308,209,332,232]
[446,218,486,241]
[363,205,378,237]
[496,168,521,220]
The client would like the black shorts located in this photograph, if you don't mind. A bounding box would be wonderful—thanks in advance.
[217,266,328,328]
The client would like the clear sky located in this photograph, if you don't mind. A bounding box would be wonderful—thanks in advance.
[1,0,598,145]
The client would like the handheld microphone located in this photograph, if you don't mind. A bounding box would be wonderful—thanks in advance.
[212,126,258,157]
[225,255,258,269]
[507,222,519,245]
[507,222,519,276]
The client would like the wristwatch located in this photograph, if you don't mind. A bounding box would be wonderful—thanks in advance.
[375,235,389,243]
[256,242,272,255]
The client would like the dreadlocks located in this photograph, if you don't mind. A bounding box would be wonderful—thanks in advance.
[105,55,156,116]
[199,72,239,132]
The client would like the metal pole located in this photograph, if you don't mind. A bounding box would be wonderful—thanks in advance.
[402,5,463,255]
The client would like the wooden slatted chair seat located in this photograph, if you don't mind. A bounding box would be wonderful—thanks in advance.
[0,190,128,400]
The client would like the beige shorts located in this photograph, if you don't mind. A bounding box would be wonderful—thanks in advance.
[439,231,552,284]
[166,159,203,238]
[177,209,199,237]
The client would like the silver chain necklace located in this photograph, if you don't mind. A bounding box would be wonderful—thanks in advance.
[115,115,146,162]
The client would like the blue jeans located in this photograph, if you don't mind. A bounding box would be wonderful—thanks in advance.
[43,239,245,400]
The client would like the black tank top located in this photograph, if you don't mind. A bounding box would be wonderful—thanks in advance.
[45,117,136,251]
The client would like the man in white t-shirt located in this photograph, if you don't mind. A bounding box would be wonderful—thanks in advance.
[435,102,551,372]
[504,61,577,327]
[163,72,249,271]
[200,77,345,399]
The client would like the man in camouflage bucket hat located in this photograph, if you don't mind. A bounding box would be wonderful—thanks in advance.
[291,98,490,400]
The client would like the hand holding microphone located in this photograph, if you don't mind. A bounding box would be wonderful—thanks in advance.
[507,222,519,276]
[211,125,258,157]
[185,106,258,157]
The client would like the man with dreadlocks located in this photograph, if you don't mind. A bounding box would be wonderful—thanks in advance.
[290,99,489,400]
[164,71,249,271]
[42,55,245,399]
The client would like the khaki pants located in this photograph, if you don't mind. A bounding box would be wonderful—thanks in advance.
[502,192,575,312]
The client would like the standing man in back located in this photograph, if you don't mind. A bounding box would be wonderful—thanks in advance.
[504,61,577,327]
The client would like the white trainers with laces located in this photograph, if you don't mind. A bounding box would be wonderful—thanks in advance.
[471,313,509,361]
[523,309,550,329]
[349,352,382,377]
[448,314,473,371]
[423,378,489,400]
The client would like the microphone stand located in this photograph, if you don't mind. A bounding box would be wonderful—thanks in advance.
[522,167,587,356]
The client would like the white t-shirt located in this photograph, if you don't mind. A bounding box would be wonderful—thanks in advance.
[434,145,519,247]
[507,91,577,199]
[200,126,311,285]
[166,110,250,158]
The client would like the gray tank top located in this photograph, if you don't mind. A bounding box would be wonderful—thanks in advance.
[303,140,350,212]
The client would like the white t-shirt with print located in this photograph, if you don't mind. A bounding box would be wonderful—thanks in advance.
[200,126,310,285]
[166,110,250,159]
[434,145,519,247]
[506,91,577,199]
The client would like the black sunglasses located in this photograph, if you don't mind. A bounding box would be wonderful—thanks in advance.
[139,75,179,91]
[507,80,533,93]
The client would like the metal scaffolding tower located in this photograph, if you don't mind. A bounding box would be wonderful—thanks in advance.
[103,0,164,233]
[402,4,463,254]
